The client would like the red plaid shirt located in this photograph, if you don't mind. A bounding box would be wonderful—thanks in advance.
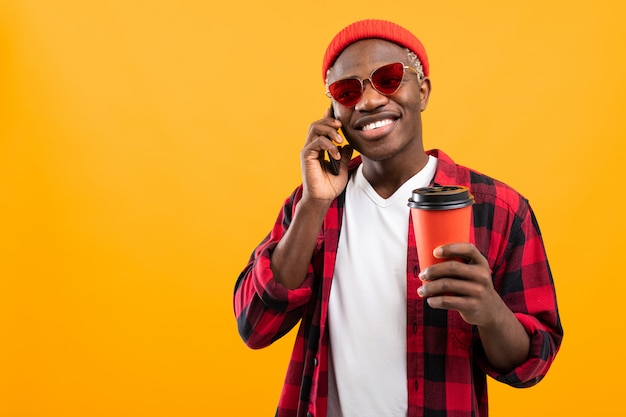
[234,149,563,417]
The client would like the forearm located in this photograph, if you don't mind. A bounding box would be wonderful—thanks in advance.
[271,197,331,290]
[477,301,530,373]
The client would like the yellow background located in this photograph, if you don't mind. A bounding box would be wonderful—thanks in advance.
[1,1,624,415]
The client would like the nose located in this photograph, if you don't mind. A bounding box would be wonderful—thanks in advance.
[354,80,388,112]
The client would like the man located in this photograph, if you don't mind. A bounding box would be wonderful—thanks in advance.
[234,19,562,417]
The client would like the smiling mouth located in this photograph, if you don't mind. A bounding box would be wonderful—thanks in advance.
[360,118,395,131]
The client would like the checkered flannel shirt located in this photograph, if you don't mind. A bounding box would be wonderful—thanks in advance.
[234,149,563,417]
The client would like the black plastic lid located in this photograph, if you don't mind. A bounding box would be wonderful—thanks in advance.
[407,185,474,210]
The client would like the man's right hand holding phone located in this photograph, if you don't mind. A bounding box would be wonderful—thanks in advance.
[300,108,353,204]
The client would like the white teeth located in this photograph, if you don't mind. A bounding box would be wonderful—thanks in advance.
[361,119,393,131]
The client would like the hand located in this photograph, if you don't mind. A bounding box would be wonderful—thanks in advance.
[417,242,531,371]
[300,109,353,203]
[417,243,506,327]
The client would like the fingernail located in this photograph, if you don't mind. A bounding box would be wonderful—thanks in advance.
[433,246,444,258]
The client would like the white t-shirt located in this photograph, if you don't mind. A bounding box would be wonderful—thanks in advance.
[327,156,437,417]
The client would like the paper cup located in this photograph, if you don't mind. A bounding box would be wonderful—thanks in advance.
[408,186,474,270]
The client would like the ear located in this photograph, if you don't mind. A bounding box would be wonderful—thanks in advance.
[419,77,431,112]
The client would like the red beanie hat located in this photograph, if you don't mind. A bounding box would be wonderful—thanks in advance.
[322,19,429,83]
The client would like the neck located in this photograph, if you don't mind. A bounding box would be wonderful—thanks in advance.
[361,151,430,199]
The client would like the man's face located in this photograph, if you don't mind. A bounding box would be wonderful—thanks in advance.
[327,39,430,162]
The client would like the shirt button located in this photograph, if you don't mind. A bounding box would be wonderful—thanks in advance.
[413,265,419,277]
[413,322,417,334]
[313,357,318,366]
[307,413,314,417]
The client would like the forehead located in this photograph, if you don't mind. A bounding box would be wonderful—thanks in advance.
[328,39,408,82]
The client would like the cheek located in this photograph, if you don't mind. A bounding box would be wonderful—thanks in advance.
[401,98,423,123]
[331,105,349,121]
[341,127,358,146]
[409,97,426,118]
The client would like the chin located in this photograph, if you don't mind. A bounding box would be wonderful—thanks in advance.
[358,147,400,162]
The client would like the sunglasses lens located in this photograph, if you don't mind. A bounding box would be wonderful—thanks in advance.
[371,62,405,95]
[329,79,363,107]
[328,63,407,107]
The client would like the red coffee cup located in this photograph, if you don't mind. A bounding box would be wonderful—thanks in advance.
[408,186,474,270]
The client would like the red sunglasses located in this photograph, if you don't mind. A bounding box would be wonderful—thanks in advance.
[326,62,419,107]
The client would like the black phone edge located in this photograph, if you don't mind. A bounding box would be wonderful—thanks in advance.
[327,104,340,175]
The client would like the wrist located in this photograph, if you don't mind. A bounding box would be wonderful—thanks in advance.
[477,297,511,331]
[298,195,334,214]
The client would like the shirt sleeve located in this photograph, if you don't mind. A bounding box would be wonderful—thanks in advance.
[477,199,564,387]
[233,186,318,349]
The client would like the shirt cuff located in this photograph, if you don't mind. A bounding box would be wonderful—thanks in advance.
[251,246,314,312]
[479,313,555,388]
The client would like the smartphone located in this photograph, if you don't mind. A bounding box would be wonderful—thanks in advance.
[327,105,341,175]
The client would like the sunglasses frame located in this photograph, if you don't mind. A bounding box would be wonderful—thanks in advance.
[325,62,420,107]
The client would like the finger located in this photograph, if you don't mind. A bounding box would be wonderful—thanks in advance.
[306,135,341,154]
[419,257,489,288]
[302,137,342,167]
[311,114,342,131]
[419,258,462,281]
[418,276,476,298]
[424,293,474,312]
[308,124,343,145]
[326,145,353,175]
[434,243,489,268]
[310,114,343,139]
[319,144,353,176]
